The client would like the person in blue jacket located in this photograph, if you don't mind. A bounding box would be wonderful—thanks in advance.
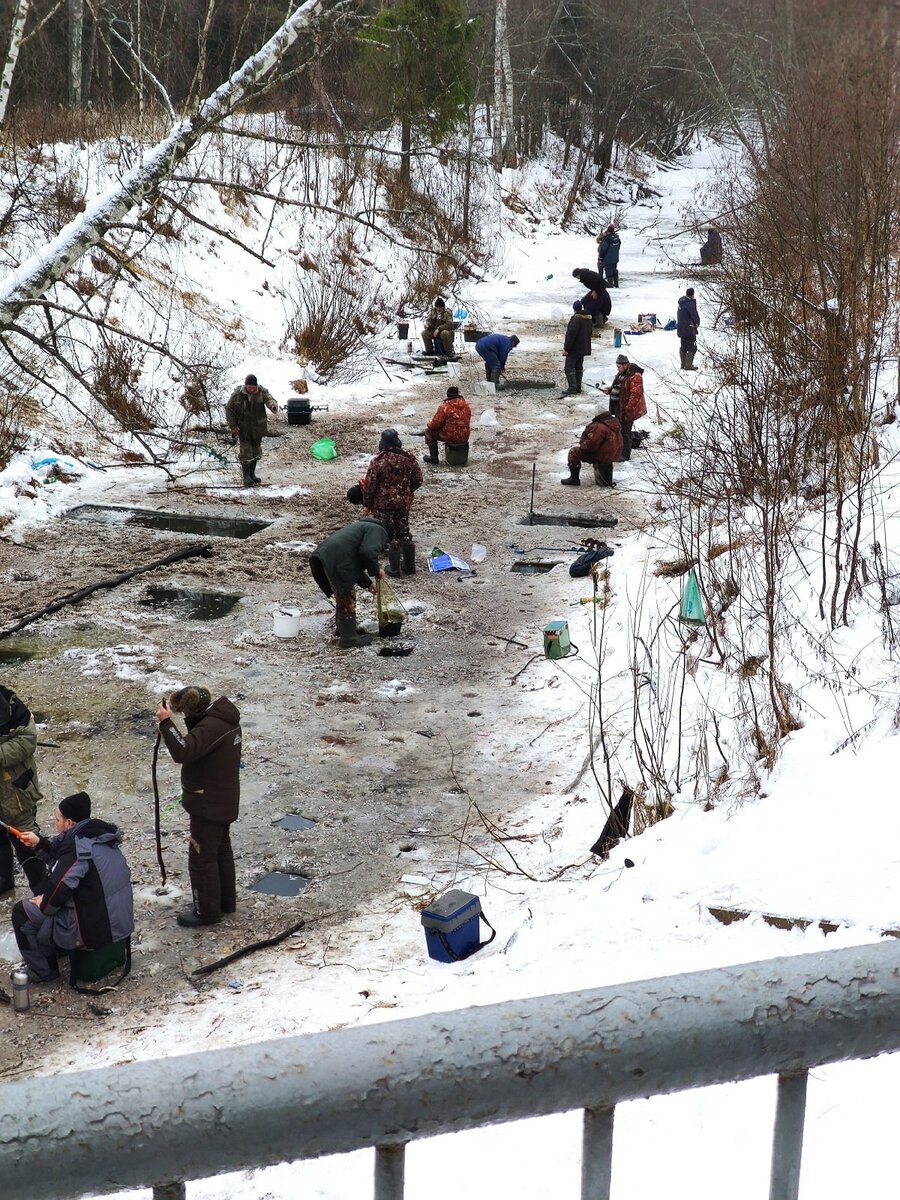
[597,225,621,287]
[474,333,520,390]
[676,287,700,370]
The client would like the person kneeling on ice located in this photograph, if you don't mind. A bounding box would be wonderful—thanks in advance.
[474,332,519,389]
[156,687,242,928]
[309,517,388,649]
[423,386,472,464]
[561,410,623,488]
[361,429,423,578]
[11,792,134,983]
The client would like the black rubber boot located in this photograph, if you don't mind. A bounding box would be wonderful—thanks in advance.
[684,350,698,371]
[176,908,221,928]
[386,549,402,577]
[489,368,506,391]
[560,370,578,397]
[561,463,581,486]
[336,614,372,649]
[249,459,263,484]
[575,368,584,393]
[679,348,687,370]
[422,443,439,464]
[402,543,416,575]
[241,462,258,487]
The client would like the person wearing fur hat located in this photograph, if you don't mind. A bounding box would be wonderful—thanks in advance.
[423,387,471,464]
[360,430,423,578]
[156,687,243,928]
[0,683,47,895]
[224,373,279,488]
[561,301,593,396]
[12,792,134,982]
[422,298,455,357]
[309,518,389,649]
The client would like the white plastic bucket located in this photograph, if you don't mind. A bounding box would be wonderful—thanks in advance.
[273,606,302,638]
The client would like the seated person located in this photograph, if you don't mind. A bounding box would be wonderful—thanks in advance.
[560,410,623,488]
[12,792,134,983]
[422,298,455,356]
[423,387,472,463]
[699,227,722,266]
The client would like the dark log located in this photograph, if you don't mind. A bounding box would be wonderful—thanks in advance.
[0,543,214,640]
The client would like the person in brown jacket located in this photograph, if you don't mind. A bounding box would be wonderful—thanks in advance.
[155,686,242,927]
[561,411,623,487]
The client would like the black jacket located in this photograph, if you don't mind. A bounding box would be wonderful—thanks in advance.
[160,697,242,824]
[564,313,593,358]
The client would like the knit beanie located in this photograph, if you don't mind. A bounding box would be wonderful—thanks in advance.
[59,791,91,823]
[346,484,364,505]
[169,686,212,717]
[446,386,460,399]
[245,374,258,387]
[573,301,584,313]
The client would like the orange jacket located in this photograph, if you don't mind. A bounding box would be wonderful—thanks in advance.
[426,395,471,444]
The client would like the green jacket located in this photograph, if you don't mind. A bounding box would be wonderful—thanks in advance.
[0,685,42,829]
[225,385,278,442]
[312,518,388,594]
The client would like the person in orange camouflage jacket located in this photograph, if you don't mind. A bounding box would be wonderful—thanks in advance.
[423,387,471,465]
[361,429,423,577]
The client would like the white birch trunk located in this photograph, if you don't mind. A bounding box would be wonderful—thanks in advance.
[0,0,30,125]
[492,0,516,170]
[0,0,325,332]
[68,0,83,109]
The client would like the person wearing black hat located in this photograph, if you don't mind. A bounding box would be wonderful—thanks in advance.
[11,792,134,982]
[421,298,455,358]
[224,373,279,487]
[360,430,423,577]
[676,287,700,370]
[560,301,593,396]
[0,683,46,895]
[423,386,472,465]
[156,687,243,928]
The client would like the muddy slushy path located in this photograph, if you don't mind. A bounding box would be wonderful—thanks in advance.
[0,311,658,1075]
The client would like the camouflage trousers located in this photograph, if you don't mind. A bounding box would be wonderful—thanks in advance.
[237,438,263,464]
[334,591,357,622]
[374,509,412,554]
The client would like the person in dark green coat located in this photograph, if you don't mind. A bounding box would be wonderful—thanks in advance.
[309,518,388,648]
[224,373,279,487]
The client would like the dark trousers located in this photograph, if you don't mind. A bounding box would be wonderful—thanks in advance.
[188,815,236,921]
[0,828,46,893]
[564,354,584,373]
[620,419,634,461]
[12,899,60,978]
[679,334,697,356]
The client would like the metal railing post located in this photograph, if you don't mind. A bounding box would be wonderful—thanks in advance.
[374,1142,406,1200]
[581,1105,615,1200]
[152,1185,186,1200]
[768,1069,808,1200]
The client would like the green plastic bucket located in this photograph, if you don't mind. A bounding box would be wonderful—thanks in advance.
[310,437,337,461]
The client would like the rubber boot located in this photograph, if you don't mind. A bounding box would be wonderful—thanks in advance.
[560,370,578,398]
[336,614,372,649]
[386,548,402,578]
[402,543,416,575]
[561,462,581,487]
[249,459,263,484]
[679,348,687,370]
[489,368,506,391]
[575,368,584,393]
[241,461,258,487]
[422,442,439,464]
[684,350,698,371]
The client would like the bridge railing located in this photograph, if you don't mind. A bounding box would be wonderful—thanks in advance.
[1,940,897,1200]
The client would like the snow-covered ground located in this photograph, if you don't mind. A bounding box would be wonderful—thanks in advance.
[2,140,898,1199]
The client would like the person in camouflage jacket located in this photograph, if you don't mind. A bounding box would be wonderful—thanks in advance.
[224,373,279,487]
[361,430,423,577]
[422,298,455,357]
[423,387,471,464]
[0,684,46,895]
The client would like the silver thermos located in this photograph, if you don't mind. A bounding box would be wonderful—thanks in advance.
[12,967,30,1013]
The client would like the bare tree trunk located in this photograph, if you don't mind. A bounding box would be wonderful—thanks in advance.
[68,0,84,109]
[0,0,326,332]
[492,0,516,170]
[0,0,29,125]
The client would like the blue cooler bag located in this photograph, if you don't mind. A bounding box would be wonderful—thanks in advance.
[421,889,496,963]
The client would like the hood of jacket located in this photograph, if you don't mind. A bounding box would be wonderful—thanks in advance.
[186,696,241,732]
[0,685,30,736]
[626,365,644,377]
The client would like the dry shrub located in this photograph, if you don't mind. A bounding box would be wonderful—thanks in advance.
[71,275,97,298]
[737,655,766,679]
[0,391,25,470]
[285,240,390,380]
[708,539,744,561]
[654,557,696,577]
[92,338,156,433]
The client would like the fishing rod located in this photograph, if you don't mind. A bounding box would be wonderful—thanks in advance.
[151,727,167,885]
[0,816,29,843]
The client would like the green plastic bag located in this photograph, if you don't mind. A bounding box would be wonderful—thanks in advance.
[679,568,706,626]
[310,437,337,461]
